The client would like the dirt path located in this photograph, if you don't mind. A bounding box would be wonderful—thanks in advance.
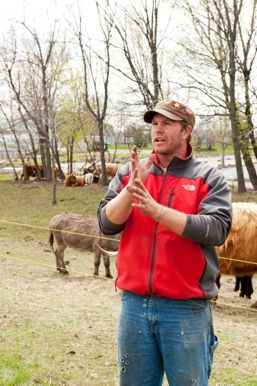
[1,237,257,385]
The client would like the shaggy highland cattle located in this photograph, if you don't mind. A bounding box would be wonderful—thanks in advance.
[234,275,253,299]
[216,202,257,302]
[21,163,44,180]
[217,202,257,277]
[48,212,120,278]
[84,172,94,184]
[21,163,60,181]
[104,162,119,178]
[64,174,86,187]
[83,162,120,184]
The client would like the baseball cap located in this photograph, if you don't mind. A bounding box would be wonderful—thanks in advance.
[144,99,196,128]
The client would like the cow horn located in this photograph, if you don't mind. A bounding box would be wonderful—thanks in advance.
[95,244,118,257]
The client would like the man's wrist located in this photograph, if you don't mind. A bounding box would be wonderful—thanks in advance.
[155,205,166,222]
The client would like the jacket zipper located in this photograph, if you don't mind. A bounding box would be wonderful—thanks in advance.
[167,187,175,207]
[148,170,168,294]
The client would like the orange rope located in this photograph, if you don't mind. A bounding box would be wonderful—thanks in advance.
[0,218,119,242]
[1,219,257,266]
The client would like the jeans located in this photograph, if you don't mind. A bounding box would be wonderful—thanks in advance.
[118,291,218,386]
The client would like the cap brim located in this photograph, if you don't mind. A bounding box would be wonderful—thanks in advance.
[144,108,183,123]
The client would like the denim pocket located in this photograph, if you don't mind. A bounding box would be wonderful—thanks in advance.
[210,334,219,353]
[208,335,219,377]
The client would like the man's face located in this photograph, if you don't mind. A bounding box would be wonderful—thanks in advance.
[151,113,189,157]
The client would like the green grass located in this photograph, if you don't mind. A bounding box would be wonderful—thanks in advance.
[194,145,235,155]
[210,368,257,386]
[0,173,16,181]
[0,180,256,244]
[0,353,30,386]
[0,181,107,242]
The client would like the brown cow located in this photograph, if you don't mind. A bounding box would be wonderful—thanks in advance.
[83,162,120,184]
[216,202,257,303]
[48,212,120,278]
[21,163,60,181]
[217,202,257,277]
[21,163,44,180]
[64,174,85,187]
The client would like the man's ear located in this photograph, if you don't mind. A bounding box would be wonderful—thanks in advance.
[183,125,192,140]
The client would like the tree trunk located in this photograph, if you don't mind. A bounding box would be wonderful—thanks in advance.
[221,140,226,168]
[51,135,57,205]
[244,72,257,160]
[229,28,246,193]
[241,151,257,190]
[98,119,107,185]
[53,137,65,181]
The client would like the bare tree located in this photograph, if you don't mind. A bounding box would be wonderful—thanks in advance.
[75,1,114,185]
[110,0,178,108]
[182,0,257,192]
[237,0,257,159]
[0,22,67,184]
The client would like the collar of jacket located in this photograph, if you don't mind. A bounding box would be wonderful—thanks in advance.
[152,143,193,170]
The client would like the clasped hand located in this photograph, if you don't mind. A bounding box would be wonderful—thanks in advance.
[126,145,162,220]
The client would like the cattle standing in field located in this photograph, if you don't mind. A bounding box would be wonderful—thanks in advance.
[48,212,120,278]
[21,162,60,181]
[217,202,257,277]
[64,174,86,187]
[234,275,253,299]
[216,202,257,301]
[104,163,119,178]
[83,162,120,184]
[84,172,94,184]
[21,163,44,180]
[98,162,119,184]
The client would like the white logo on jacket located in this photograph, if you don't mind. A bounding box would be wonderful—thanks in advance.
[182,184,196,191]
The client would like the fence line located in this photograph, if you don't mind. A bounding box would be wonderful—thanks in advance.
[0,218,119,242]
[0,218,257,266]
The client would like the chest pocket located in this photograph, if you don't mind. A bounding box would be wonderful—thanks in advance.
[164,177,202,214]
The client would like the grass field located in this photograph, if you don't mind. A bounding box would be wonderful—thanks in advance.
[0,180,257,386]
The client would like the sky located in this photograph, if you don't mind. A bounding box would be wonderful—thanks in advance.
[0,0,102,37]
[0,0,194,119]
[0,0,134,32]
[0,0,56,31]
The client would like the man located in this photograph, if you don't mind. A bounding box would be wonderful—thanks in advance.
[97,99,232,386]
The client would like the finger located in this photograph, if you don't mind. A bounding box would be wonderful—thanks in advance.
[131,145,139,163]
[134,178,146,190]
[130,164,138,177]
[126,185,133,193]
[133,190,147,204]
[132,192,144,202]
[131,144,137,153]
[133,186,147,199]
[131,158,136,172]
[132,202,143,209]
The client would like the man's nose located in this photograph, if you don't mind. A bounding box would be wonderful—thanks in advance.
[153,123,164,131]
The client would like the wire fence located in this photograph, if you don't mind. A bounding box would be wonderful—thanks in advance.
[0,218,257,313]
